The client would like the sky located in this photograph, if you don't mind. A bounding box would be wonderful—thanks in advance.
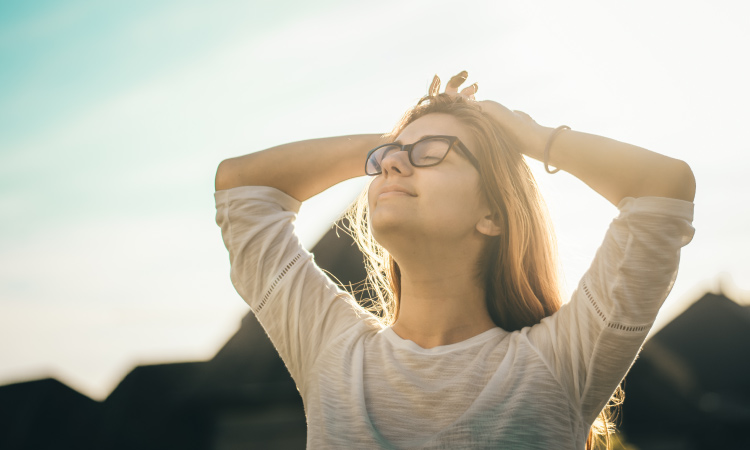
[1,0,749,401]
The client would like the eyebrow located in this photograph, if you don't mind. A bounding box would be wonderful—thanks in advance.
[393,135,436,145]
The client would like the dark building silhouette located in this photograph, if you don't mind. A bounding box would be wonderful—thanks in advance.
[1,221,748,449]
[0,378,101,450]
[619,292,750,449]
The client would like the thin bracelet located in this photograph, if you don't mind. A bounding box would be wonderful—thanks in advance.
[544,125,570,174]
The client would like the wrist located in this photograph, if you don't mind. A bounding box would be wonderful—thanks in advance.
[542,125,570,174]
[522,125,554,162]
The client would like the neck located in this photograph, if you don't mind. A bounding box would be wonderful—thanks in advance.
[388,238,497,349]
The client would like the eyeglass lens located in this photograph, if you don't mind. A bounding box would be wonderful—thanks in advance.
[366,137,452,175]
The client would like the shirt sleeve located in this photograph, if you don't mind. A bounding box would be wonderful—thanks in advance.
[525,195,695,425]
[214,185,371,393]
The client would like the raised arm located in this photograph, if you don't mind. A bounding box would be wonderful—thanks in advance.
[215,134,388,201]
[524,125,696,205]
[214,132,390,389]
[480,99,696,206]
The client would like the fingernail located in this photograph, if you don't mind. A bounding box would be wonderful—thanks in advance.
[458,70,468,78]
[473,82,478,91]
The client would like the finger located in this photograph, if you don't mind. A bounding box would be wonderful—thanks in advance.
[460,82,478,97]
[429,74,441,97]
[445,70,468,94]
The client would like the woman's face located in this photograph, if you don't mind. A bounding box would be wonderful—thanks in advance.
[368,113,492,249]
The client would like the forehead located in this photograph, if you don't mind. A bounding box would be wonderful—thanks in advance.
[395,113,476,149]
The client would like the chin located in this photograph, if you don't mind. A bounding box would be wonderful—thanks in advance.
[370,214,411,247]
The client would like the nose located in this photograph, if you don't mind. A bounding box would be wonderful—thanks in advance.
[380,149,414,177]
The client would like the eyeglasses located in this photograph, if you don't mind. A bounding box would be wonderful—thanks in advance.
[364,135,480,176]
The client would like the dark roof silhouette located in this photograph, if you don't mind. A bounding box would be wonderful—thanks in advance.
[0,378,101,450]
[620,292,750,449]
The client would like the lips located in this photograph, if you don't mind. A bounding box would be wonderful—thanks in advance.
[378,184,416,197]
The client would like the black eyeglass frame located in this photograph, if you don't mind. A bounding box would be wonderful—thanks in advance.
[364,135,481,176]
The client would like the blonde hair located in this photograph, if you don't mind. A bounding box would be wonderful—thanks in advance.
[344,93,622,449]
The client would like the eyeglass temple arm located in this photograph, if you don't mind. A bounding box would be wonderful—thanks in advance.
[455,140,481,170]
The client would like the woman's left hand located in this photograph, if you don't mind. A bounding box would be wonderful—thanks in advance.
[430,71,553,159]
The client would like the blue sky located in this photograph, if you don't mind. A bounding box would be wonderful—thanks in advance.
[1,0,749,400]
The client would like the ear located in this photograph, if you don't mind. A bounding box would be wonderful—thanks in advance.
[476,211,502,237]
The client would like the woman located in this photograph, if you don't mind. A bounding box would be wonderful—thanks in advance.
[214,71,696,449]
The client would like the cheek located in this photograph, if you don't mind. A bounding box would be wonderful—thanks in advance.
[439,171,483,208]
[366,179,397,236]
[422,179,485,230]
[366,177,381,209]
[440,191,482,221]
[367,188,379,216]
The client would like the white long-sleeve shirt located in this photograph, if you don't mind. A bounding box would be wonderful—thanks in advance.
[215,185,695,449]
